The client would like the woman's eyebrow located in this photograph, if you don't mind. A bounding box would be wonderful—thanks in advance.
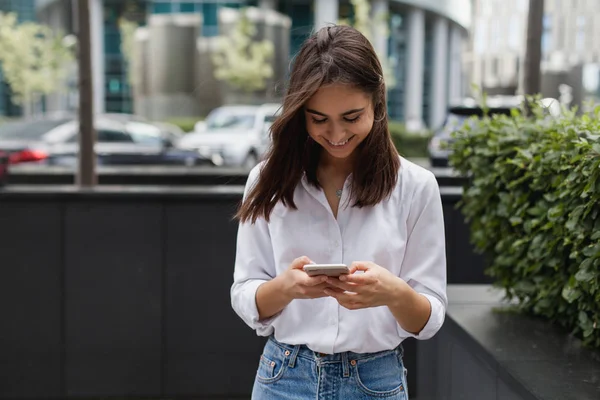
[305,107,365,117]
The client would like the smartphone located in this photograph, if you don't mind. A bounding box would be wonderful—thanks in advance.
[303,263,350,277]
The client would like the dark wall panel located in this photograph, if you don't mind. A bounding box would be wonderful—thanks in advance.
[164,200,264,397]
[0,202,63,398]
[64,203,163,397]
[498,378,526,400]
[443,203,489,284]
[449,341,497,400]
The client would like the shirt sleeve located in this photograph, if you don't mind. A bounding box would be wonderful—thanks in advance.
[230,164,279,336]
[397,169,448,340]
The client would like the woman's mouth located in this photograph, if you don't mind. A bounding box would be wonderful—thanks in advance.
[325,135,355,149]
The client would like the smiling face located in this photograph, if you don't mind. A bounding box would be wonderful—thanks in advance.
[304,84,374,162]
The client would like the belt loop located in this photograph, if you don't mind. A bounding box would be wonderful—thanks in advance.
[288,345,301,368]
[342,352,350,377]
[398,343,404,358]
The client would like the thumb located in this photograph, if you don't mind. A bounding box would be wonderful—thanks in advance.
[291,256,313,269]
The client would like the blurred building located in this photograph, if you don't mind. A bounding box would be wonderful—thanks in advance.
[0,0,36,117]
[467,0,600,107]
[34,0,471,130]
[131,9,291,120]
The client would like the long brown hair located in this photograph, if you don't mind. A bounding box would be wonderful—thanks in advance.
[237,25,400,223]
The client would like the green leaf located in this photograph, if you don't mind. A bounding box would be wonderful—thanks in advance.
[582,243,600,257]
[562,285,581,303]
[510,216,523,226]
[578,311,590,326]
[575,268,595,282]
[547,204,564,221]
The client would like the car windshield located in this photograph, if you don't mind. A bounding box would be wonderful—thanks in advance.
[126,121,163,145]
[205,108,256,131]
[438,106,515,138]
[0,118,71,140]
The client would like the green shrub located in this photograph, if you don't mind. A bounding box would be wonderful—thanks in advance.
[388,120,431,158]
[449,102,600,348]
[163,117,204,133]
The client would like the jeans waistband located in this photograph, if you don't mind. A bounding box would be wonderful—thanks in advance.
[267,335,404,365]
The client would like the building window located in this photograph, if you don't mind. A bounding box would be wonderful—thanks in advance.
[507,16,520,50]
[474,19,487,54]
[541,14,552,56]
[180,2,197,13]
[152,2,172,14]
[576,16,585,52]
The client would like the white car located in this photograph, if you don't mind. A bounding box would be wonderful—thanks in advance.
[178,103,281,169]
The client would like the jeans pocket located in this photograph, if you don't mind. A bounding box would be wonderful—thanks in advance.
[256,341,289,384]
[353,352,406,397]
[257,355,275,379]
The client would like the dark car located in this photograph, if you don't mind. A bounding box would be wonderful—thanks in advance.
[0,115,211,167]
[428,105,514,167]
[0,150,8,187]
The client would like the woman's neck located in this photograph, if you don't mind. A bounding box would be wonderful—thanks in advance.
[319,151,355,178]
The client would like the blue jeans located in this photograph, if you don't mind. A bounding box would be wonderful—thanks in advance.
[251,336,409,399]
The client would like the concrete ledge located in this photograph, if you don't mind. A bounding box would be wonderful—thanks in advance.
[416,284,600,400]
[4,165,468,187]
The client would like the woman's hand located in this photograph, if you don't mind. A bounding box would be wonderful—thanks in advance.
[276,256,336,300]
[323,261,408,310]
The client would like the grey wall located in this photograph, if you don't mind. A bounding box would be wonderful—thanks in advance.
[145,14,203,120]
[195,37,224,116]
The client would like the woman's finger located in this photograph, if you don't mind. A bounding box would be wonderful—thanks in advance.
[324,288,358,302]
[348,261,371,274]
[303,283,343,298]
[302,275,328,286]
[325,277,361,292]
[340,273,377,285]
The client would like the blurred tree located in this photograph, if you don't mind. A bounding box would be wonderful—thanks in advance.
[118,18,139,91]
[339,0,396,89]
[0,12,74,116]
[211,8,274,93]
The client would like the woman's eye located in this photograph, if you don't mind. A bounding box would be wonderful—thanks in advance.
[344,115,361,123]
[312,117,327,124]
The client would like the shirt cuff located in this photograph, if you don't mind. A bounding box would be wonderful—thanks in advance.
[232,279,279,336]
[396,293,446,340]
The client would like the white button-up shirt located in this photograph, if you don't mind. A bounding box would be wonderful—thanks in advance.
[231,157,447,354]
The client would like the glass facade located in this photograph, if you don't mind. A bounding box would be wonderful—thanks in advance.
[385,9,437,123]
[388,12,406,121]
[0,0,35,22]
[277,0,313,58]
[422,17,434,126]
[0,0,36,116]
[103,0,147,113]
[148,0,248,37]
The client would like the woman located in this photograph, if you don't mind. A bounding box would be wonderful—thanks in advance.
[231,25,447,399]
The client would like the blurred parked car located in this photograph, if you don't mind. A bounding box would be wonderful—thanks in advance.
[178,103,281,168]
[0,114,211,167]
[429,96,561,167]
[428,104,514,167]
[0,150,8,187]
